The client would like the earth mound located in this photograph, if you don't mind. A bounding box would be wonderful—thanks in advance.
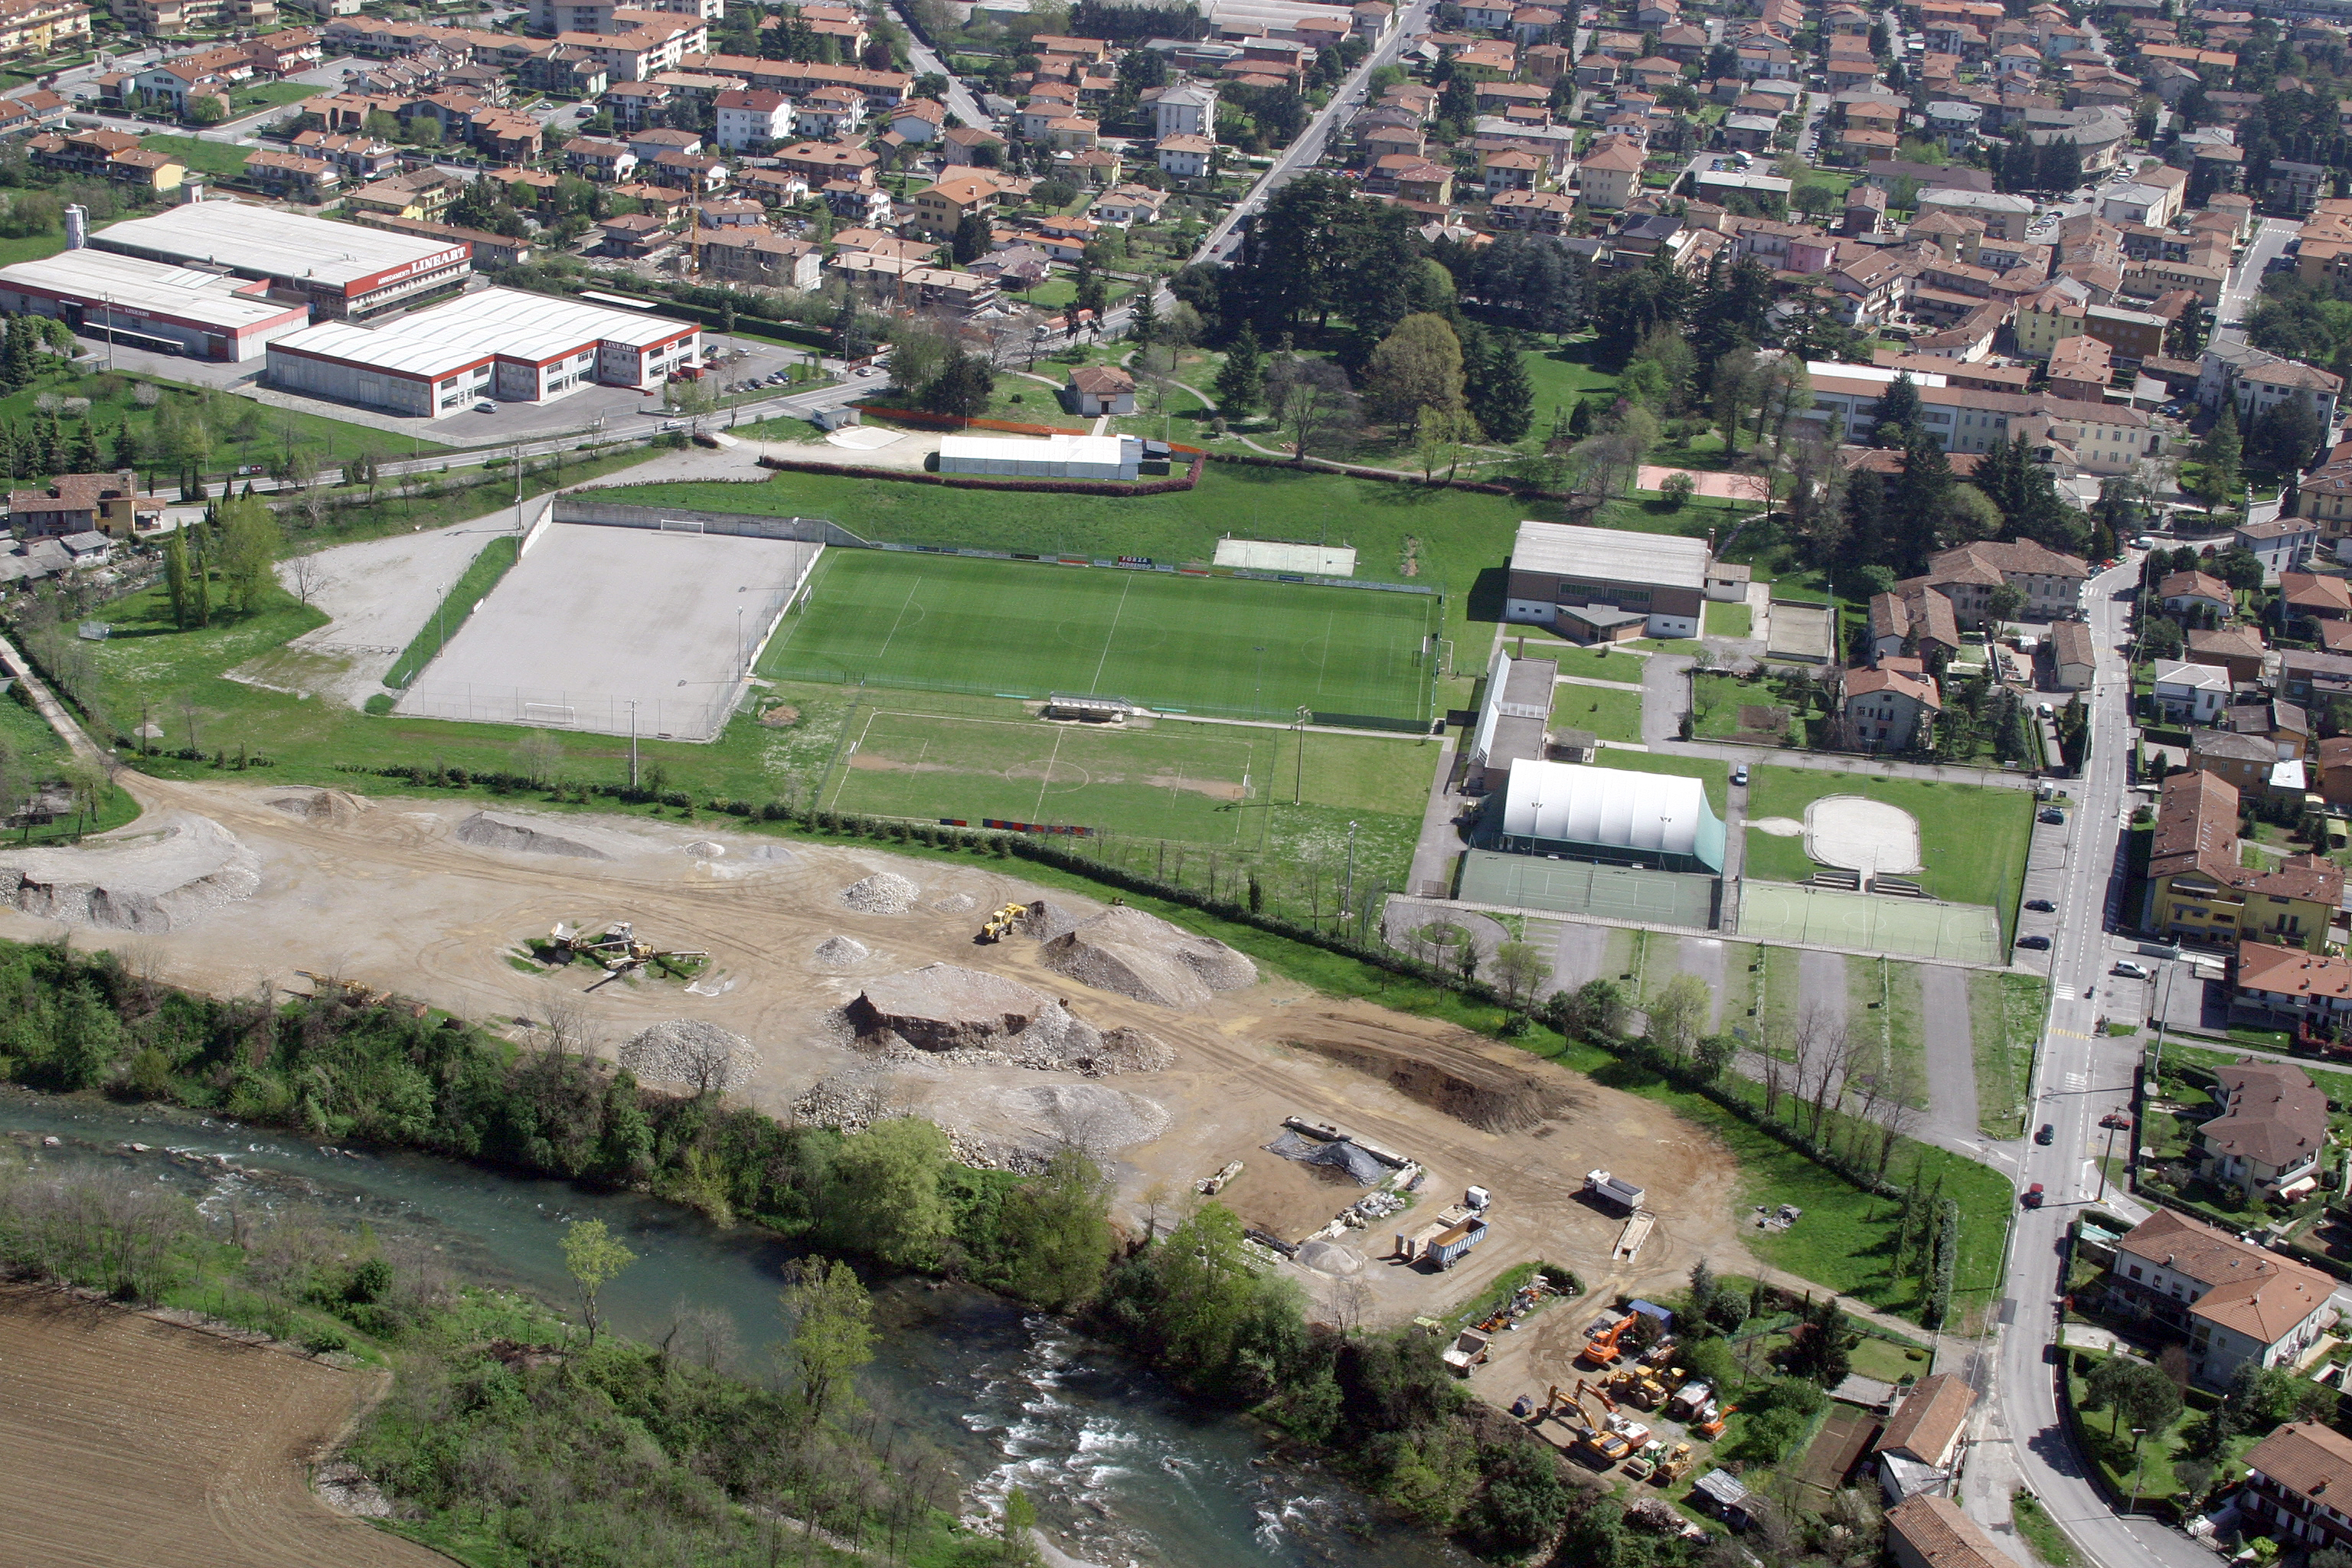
[455,811,611,860]
[813,935,869,967]
[1013,898,1087,942]
[618,1019,760,1094]
[1285,1015,1574,1134]
[682,839,727,858]
[0,813,260,932]
[840,871,920,914]
[846,964,1077,1052]
[1037,905,1256,1009]
[264,789,371,827]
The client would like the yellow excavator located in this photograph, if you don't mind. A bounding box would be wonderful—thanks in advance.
[1566,1380,1632,1465]
[976,903,1030,943]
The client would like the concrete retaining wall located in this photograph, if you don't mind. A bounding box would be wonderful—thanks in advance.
[551,500,871,547]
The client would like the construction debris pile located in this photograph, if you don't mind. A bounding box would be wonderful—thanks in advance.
[839,872,921,914]
[619,1019,760,1094]
[266,789,371,826]
[842,964,1174,1075]
[0,812,260,932]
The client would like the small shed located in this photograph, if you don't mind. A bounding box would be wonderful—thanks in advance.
[1066,363,1137,416]
[1690,1468,1752,1529]
[811,404,861,431]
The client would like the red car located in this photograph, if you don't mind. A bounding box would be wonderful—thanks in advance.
[2099,1112,2132,1130]
[2022,1184,2046,1208]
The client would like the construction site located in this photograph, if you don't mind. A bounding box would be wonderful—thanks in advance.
[0,777,1759,1328]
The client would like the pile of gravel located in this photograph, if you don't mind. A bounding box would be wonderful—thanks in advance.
[1014,899,1087,942]
[839,871,920,914]
[812,935,869,967]
[618,1019,760,1094]
[1038,906,1257,1010]
[841,965,1172,1076]
[456,811,612,861]
[682,840,727,858]
[0,812,260,933]
[266,789,371,827]
[931,893,977,914]
[1296,1240,1366,1277]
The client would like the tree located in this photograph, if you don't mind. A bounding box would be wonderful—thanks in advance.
[1129,284,1158,346]
[2085,1354,2182,1438]
[1266,353,1358,461]
[1362,313,1465,429]
[560,1218,636,1346]
[830,1116,952,1268]
[1411,405,1482,483]
[920,351,995,418]
[779,1255,874,1421]
[1873,371,1920,446]
[999,1487,1040,1566]
[1554,978,1628,1040]
[951,212,989,264]
[1648,974,1711,1061]
[1213,325,1265,418]
[1987,583,2026,626]
[1468,338,1533,443]
[2192,404,2242,509]
[215,495,279,617]
[993,1148,1116,1310]
[1491,940,1553,1008]
[2249,397,2324,479]
[162,528,189,631]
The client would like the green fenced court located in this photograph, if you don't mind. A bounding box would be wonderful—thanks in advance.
[1737,880,2002,965]
[763,550,1437,725]
[823,709,1268,842]
[1457,850,1720,929]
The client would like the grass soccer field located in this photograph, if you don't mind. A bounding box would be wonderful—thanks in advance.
[759,550,1436,724]
[1736,881,2001,965]
[825,710,1269,841]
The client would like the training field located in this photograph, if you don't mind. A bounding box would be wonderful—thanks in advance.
[397,524,819,741]
[1738,881,2001,965]
[1458,850,1719,929]
[763,550,1436,724]
[825,710,1272,841]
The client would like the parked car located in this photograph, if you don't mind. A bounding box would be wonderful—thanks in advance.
[2022,1183,2045,1207]
[474,400,495,413]
[2025,898,2055,912]
[2035,1123,2055,1145]
[2017,934,2051,949]
[2112,960,2151,978]
[1731,764,1749,786]
[2039,808,2065,824]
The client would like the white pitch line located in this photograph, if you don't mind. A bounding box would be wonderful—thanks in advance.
[873,576,926,662]
[1087,572,1137,694]
[1031,727,1067,821]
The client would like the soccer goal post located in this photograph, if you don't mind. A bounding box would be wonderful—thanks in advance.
[522,703,578,726]
[659,518,706,534]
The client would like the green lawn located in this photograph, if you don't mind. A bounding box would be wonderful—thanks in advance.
[0,229,64,266]
[578,464,1558,710]
[1971,972,2044,1140]
[764,548,1436,724]
[224,80,316,114]
[1549,681,1644,743]
[1707,600,1753,638]
[1519,344,1621,433]
[1524,643,1644,683]
[142,134,250,177]
[1740,766,2035,936]
[1589,748,1730,814]
[384,534,518,690]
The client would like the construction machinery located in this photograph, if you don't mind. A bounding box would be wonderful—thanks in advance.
[1625,1368,1675,1410]
[1622,1439,1666,1482]
[296,971,391,1007]
[976,902,1030,943]
[1695,1403,1736,1442]
[1654,1442,1694,1485]
[547,922,709,991]
[1666,1379,1714,1420]
[1579,1311,1637,1369]
[1575,1377,1616,1414]
[1563,1384,1632,1465]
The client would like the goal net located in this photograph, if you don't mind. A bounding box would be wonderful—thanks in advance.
[522,703,577,726]
[659,518,705,534]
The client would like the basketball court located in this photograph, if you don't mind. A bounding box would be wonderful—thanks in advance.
[394,522,821,740]
[1458,849,1718,929]
[1736,881,2001,965]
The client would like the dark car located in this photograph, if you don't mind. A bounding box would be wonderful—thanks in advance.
[2039,808,2065,825]
[2022,1183,2046,1207]
[2017,934,2051,949]
[2025,898,2056,912]
[2099,1112,2133,1130]
[2035,1123,2056,1145]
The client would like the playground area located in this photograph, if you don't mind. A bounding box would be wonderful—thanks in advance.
[1736,881,2001,965]
[393,523,819,741]
[1456,850,1719,929]
[1805,795,1923,877]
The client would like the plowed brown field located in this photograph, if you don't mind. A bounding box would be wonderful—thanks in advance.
[0,1286,446,1568]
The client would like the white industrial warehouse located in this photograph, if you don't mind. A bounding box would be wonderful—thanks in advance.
[90,201,470,319]
[0,247,312,362]
[937,432,1140,479]
[266,287,702,416]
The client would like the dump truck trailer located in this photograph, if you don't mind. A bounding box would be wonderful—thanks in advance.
[1585,1170,1645,1212]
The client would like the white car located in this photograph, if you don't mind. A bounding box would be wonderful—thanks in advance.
[474,399,495,413]
[2112,960,2151,979]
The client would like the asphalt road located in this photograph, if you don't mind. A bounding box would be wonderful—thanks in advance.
[884,2,991,135]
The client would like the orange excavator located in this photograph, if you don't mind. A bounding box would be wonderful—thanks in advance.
[1576,1376,1617,1413]
[1696,1403,1736,1441]
[1578,1312,1637,1369]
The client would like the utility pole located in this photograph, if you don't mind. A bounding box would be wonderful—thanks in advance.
[1343,819,1357,929]
[629,699,639,791]
[1293,705,1310,804]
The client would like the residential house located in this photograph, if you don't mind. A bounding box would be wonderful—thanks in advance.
[1874,1374,1976,1502]
[714,88,793,152]
[2188,624,2270,684]
[6,470,158,539]
[566,136,638,181]
[2158,568,2235,617]
[2050,617,2096,689]
[2201,341,2344,431]
[2242,1422,2352,1551]
[1903,538,2089,627]
[2190,725,2283,793]
[2100,1207,2336,1386]
[1152,80,1216,139]
[1065,364,1135,416]
[2281,648,2352,707]
[1156,133,1214,177]
[1838,666,1941,750]
[2236,515,2322,581]
[2148,769,2344,952]
[241,149,337,202]
[2282,570,2352,629]
[2151,658,2233,722]
[2195,1055,2331,1194]
[692,227,818,289]
[2321,734,2352,806]
[1577,138,1645,209]
[1885,1497,2024,1568]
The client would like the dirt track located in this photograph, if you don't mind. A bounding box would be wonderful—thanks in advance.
[16,778,1756,1325]
[0,1285,443,1568]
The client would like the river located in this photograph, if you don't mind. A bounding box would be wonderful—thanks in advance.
[0,1087,1470,1568]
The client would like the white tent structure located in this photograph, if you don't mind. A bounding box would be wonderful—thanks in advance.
[1496,761,1726,874]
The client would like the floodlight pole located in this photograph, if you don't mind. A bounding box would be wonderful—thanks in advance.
[629,700,639,791]
[1344,819,1357,926]
[1294,705,1310,805]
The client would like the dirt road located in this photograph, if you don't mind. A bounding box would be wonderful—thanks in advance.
[0,1285,443,1568]
[9,778,1757,1326]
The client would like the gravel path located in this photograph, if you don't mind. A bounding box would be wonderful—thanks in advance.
[1798,948,1847,1035]
[1918,965,1981,1143]
[1677,936,1726,1030]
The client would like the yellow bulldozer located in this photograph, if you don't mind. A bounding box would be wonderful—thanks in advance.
[976,903,1031,943]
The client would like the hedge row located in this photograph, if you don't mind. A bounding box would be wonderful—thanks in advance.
[1204,447,1580,503]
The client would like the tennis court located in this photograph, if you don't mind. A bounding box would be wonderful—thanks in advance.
[1458,850,1719,929]
[762,549,1436,724]
[1737,880,2001,965]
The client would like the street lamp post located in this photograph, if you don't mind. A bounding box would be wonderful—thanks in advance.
[2128,1427,2151,1515]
